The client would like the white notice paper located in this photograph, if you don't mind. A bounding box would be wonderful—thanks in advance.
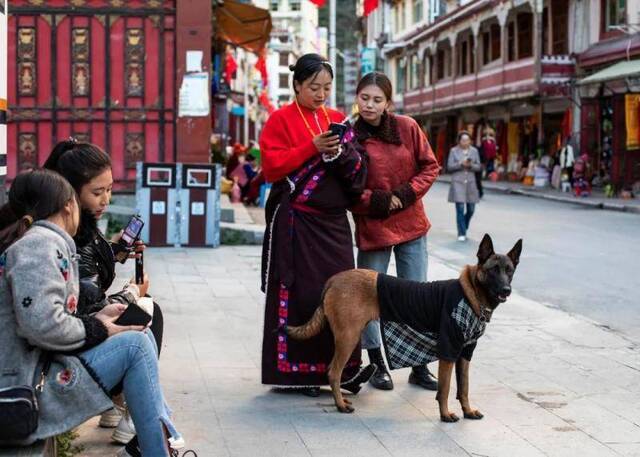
[152,201,166,215]
[191,202,205,216]
[178,72,209,117]
[186,50,203,72]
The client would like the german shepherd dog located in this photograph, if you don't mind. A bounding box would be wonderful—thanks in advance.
[284,234,522,422]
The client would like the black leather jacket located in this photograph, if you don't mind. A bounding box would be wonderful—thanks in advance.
[75,211,138,315]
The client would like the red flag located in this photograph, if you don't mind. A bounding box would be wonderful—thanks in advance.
[364,0,379,16]
[309,0,326,6]
[224,50,238,84]
[255,54,268,87]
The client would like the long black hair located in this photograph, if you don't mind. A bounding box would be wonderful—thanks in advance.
[0,169,77,253]
[289,53,333,93]
[43,139,111,193]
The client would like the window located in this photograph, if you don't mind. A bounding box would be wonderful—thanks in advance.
[436,48,445,80]
[604,0,627,30]
[424,54,430,86]
[458,39,469,76]
[289,0,301,12]
[517,12,533,59]
[412,0,423,24]
[279,52,289,67]
[279,74,289,89]
[396,60,406,93]
[410,54,420,89]
[482,23,501,65]
[270,0,279,11]
[428,55,434,85]
[552,0,569,54]
[542,7,549,54]
[507,21,516,61]
[278,94,289,103]
[490,23,501,61]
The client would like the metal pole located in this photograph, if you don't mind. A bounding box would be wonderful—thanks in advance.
[243,55,250,146]
[329,0,336,107]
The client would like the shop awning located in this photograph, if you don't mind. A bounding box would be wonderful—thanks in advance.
[214,0,272,54]
[578,59,640,85]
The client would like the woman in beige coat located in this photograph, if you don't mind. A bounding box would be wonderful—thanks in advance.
[447,131,481,241]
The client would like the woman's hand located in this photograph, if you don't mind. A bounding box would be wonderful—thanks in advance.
[128,240,146,259]
[389,195,403,211]
[94,304,145,337]
[313,131,340,154]
[131,273,150,297]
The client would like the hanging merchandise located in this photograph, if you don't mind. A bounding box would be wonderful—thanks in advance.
[625,94,640,150]
[561,107,572,141]
[255,52,269,88]
[259,90,275,114]
[224,50,238,84]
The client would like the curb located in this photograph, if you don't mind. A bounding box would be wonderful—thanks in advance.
[220,222,265,245]
[437,176,640,214]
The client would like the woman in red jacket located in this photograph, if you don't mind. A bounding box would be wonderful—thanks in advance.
[259,54,375,396]
[351,72,441,391]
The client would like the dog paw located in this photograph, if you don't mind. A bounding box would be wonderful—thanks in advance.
[440,413,459,422]
[337,404,355,414]
[343,398,352,406]
[463,410,484,420]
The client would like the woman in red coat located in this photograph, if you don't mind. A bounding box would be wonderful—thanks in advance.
[351,72,441,391]
[259,54,375,396]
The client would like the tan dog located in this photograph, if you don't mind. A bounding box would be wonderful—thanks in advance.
[284,234,522,421]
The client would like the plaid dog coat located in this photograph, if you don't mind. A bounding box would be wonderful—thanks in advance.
[377,274,487,370]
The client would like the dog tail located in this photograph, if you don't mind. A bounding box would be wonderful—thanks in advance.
[285,286,329,340]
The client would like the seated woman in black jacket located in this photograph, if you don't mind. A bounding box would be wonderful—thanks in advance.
[43,139,182,450]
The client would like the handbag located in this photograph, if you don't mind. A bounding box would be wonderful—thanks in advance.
[0,354,52,441]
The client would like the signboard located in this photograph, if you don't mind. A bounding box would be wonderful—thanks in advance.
[360,47,376,76]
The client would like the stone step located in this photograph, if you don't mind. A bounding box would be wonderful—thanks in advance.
[0,438,56,457]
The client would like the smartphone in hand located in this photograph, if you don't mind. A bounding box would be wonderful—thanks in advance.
[328,123,347,142]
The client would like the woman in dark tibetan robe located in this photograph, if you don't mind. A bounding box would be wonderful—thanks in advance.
[259,54,375,395]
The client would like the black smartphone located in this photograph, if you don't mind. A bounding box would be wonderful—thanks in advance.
[328,122,347,141]
[114,302,151,327]
[135,251,144,285]
[120,215,144,249]
[114,215,144,264]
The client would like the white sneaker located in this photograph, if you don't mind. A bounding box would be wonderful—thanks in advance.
[457,236,467,242]
[111,410,136,444]
[99,407,122,428]
[169,435,185,449]
[115,447,135,457]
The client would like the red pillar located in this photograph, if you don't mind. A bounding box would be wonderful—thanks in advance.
[176,0,212,164]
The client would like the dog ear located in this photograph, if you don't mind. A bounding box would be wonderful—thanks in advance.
[477,234,494,265]
[507,239,523,268]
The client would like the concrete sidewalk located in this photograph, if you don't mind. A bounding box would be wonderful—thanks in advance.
[438,175,640,214]
[75,245,640,456]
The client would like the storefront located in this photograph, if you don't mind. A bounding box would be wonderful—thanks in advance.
[578,59,640,190]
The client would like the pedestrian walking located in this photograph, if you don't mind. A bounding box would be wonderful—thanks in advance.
[350,72,440,391]
[448,131,481,242]
[259,53,375,395]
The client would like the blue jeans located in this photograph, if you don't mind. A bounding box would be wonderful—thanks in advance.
[358,235,428,350]
[80,331,178,456]
[455,202,476,237]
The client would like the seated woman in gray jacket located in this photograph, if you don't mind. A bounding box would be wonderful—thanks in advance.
[447,131,481,242]
[0,170,179,456]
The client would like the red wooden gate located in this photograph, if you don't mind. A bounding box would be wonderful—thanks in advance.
[8,0,176,191]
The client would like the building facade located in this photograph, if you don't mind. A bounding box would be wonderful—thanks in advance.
[7,0,212,191]
[263,0,325,107]
[366,0,639,189]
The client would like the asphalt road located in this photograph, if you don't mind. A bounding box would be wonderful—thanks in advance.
[423,181,640,342]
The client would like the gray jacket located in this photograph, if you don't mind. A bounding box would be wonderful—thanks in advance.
[447,146,481,203]
[0,221,112,445]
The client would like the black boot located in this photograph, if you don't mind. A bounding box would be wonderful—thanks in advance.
[367,348,394,390]
[408,365,438,390]
[341,363,378,394]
